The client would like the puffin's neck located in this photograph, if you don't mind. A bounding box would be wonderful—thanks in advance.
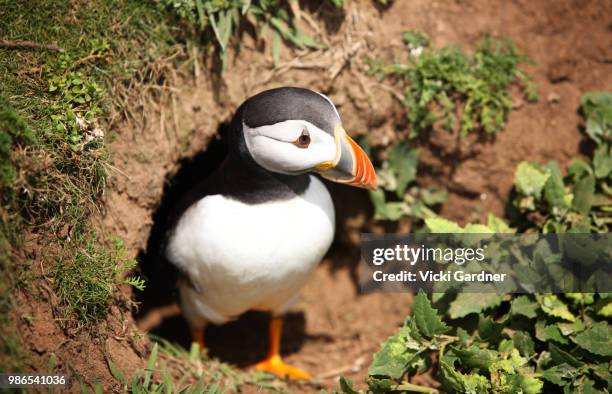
[212,109,311,204]
[218,147,311,204]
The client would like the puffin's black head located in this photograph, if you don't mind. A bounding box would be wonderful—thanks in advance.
[234,87,376,189]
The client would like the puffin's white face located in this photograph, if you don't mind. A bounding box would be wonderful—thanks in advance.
[243,120,337,175]
[239,87,376,189]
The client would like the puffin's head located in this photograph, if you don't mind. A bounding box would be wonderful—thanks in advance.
[237,87,377,189]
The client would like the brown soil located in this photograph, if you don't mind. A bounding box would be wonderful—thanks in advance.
[13,0,611,392]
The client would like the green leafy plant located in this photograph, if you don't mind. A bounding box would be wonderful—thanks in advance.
[368,141,447,222]
[368,32,538,138]
[159,0,329,65]
[580,91,612,146]
[509,91,612,233]
[341,290,611,394]
[346,91,612,393]
[366,33,537,227]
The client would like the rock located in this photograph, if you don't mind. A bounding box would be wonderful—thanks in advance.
[547,92,560,103]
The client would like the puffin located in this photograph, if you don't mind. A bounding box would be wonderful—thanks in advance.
[165,87,376,380]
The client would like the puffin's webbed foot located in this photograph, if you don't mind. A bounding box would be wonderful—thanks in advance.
[255,354,311,380]
[254,316,311,380]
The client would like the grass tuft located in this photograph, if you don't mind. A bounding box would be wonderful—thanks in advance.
[157,0,338,66]
[54,238,144,327]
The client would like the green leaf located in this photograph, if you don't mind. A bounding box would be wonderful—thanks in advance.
[478,315,504,342]
[565,292,594,305]
[440,360,491,393]
[412,289,449,338]
[512,331,535,357]
[487,213,515,233]
[593,143,612,179]
[556,319,585,336]
[541,363,576,386]
[592,363,612,388]
[573,321,612,357]
[544,161,570,210]
[368,324,424,379]
[208,9,233,51]
[572,174,595,215]
[425,217,464,233]
[92,380,104,394]
[510,296,538,319]
[106,356,127,386]
[536,294,575,321]
[568,159,593,182]
[515,161,550,199]
[369,189,405,220]
[451,345,495,370]
[143,343,158,388]
[402,30,430,49]
[365,376,393,392]
[448,293,503,319]
[463,223,494,233]
[292,28,321,49]
[271,30,281,66]
[387,143,419,197]
[339,376,361,394]
[597,299,612,317]
[549,343,584,368]
[535,321,568,344]
[507,373,544,394]
[580,91,612,144]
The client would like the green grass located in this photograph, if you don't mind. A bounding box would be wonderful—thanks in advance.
[0,0,178,232]
[0,0,178,318]
[95,339,288,393]
[0,0,177,372]
[158,0,345,66]
[368,31,538,138]
[54,238,143,327]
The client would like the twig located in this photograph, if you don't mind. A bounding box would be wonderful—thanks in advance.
[0,39,64,52]
[136,303,181,332]
[75,53,106,65]
[393,382,439,394]
[371,82,405,103]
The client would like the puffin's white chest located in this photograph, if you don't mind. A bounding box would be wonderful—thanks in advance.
[166,175,335,324]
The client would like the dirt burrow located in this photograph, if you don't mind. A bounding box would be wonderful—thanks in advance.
[14,0,611,391]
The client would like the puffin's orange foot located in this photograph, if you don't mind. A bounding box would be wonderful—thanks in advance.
[255,355,311,380]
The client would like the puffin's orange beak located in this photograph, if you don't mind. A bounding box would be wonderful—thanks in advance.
[316,126,377,190]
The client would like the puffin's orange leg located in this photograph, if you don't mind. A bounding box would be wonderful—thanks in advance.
[191,327,206,351]
[255,316,311,380]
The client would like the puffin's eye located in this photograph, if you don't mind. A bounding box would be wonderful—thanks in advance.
[293,129,311,148]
